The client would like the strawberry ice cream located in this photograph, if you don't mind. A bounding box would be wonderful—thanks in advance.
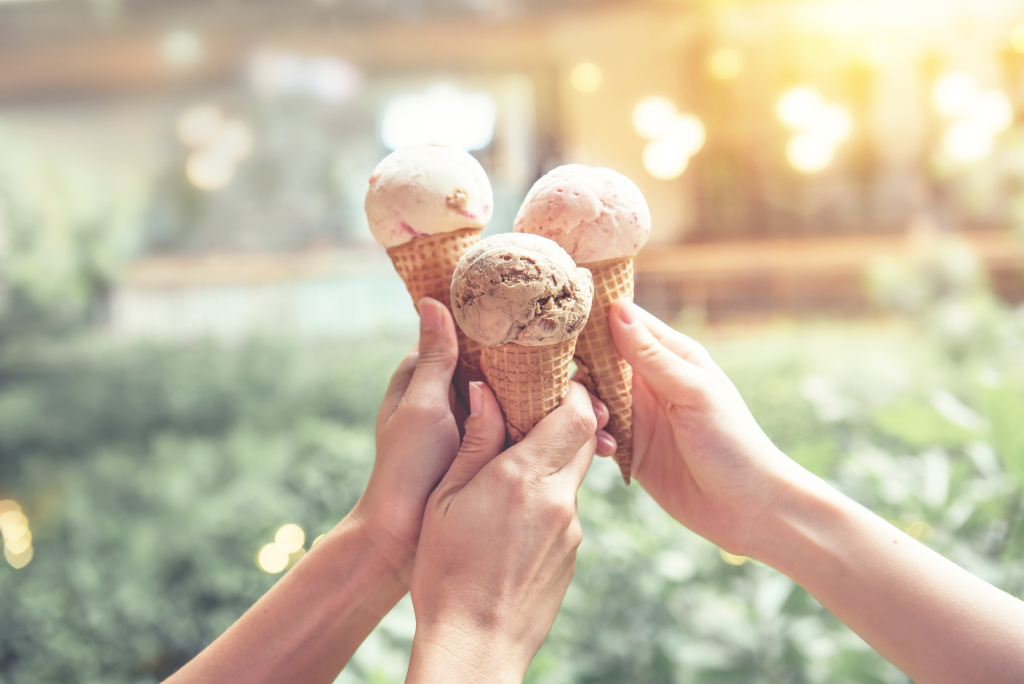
[365,145,493,248]
[512,164,651,263]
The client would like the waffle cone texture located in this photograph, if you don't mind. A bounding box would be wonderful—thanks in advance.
[386,228,485,400]
[481,339,577,444]
[574,256,635,484]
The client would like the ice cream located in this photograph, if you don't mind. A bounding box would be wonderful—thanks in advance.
[364,145,493,404]
[512,164,650,263]
[365,145,493,248]
[513,164,651,484]
[451,233,594,443]
[451,233,593,348]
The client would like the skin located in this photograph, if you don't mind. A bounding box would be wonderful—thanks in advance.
[608,299,1024,684]
[164,298,613,684]
[407,381,600,683]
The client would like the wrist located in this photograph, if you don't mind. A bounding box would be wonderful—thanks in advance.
[342,504,417,588]
[406,621,528,684]
[745,459,849,575]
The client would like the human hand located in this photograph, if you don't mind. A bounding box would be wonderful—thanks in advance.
[608,300,804,558]
[406,381,599,684]
[350,297,462,584]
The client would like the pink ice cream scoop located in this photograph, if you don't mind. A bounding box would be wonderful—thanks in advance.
[512,164,651,263]
[365,145,493,248]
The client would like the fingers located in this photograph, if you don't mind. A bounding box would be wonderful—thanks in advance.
[628,303,730,382]
[509,382,597,482]
[435,382,506,498]
[595,430,616,457]
[401,298,459,411]
[568,371,614,456]
[609,299,709,406]
[378,349,419,425]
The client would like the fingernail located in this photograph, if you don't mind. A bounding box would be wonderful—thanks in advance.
[469,381,483,416]
[596,431,617,455]
[617,301,638,326]
[420,299,442,330]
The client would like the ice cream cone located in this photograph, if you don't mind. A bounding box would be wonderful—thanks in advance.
[574,256,634,484]
[386,227,485,399]
[480,338,578,444]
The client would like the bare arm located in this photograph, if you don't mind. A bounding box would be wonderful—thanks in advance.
[164,298,464,684]
[609,299,1024,684]
[163,516,407,684]
[755,467,1024,684]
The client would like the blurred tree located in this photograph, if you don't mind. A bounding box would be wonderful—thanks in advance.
[0,121,144,337]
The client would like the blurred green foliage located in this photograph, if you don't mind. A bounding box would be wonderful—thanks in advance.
[2,236,1024,684]
[0,122,143,335]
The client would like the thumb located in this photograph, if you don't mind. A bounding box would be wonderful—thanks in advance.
[435,382,506,498]
[403,297,459,408]
[609,299,707,405]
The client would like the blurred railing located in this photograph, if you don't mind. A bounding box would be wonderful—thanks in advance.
[108,230,1024,340]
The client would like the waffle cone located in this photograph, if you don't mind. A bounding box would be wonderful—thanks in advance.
[481,339,577,445]
[575,256,635,484]
[386,228,485,401]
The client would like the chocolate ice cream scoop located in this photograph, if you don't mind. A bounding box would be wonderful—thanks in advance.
[451,233,594,348]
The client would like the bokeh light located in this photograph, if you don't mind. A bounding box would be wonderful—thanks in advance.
[932,71,979,118]
[786,130,837,174]
[932,74,1013,165]
[778,88,851,174]
[161,30,203,69]
[178,107,254,191]
[777,86,825,131]
[0,510,27,534]
[643,138,690,180]
[176,105,225,149]
[720,549,748,566]
[968,90,1013,133]
[1010,22,1024,52]
[662,114,706,158]
[637,102,705,181]
[813,103,853,144]
[274,524,305,553]
[633,96,677,140]
[1,503,32,569]
[186,148,236,191]
[257,542,289,573]
[570,63,603,93]
[943,120,994,163]
[708,48,743,80]
[5,531,31,554]
[310,533,326,548]
[5,544,33,570]
[381,84,496,151]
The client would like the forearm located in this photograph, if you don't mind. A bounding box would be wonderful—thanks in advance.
[165,515,409,684]
[754,466,1024,684]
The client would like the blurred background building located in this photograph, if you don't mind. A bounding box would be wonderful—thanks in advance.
[5,0,1024,337]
